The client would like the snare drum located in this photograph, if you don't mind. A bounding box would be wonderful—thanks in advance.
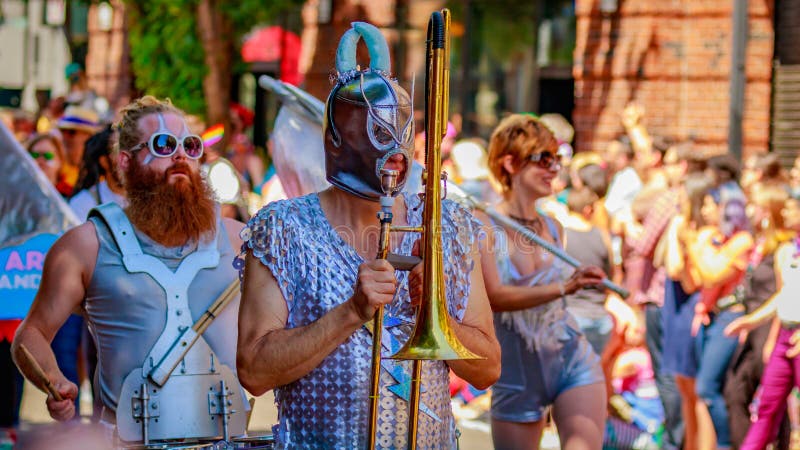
[230,435,275,449]
[119,442,216,450]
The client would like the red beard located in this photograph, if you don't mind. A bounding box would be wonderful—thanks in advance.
[124,160,217,247]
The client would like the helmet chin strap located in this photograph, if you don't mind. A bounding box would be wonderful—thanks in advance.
[141,113,192,165]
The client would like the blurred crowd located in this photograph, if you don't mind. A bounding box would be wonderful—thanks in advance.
[441,104,800,450]
[3,62,800,450]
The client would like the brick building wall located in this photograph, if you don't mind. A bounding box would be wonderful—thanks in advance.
[573,0,774,158]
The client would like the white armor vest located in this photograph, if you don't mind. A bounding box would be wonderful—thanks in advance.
[87,203,247,444]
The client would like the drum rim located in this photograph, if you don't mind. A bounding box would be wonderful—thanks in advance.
[120,443,217,449]
[230,434,275,449]
[231,435,275,441]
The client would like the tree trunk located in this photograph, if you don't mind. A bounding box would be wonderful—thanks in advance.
[196,0,232,151]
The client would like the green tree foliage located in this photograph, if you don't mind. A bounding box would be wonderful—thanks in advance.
[473,0,538,61]
[446,0,539,62]
[125,1,205,115]
[124,0,302,118]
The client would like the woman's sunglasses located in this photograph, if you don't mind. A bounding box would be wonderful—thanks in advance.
[130,132,204,160]
[528,151,560,170]
[30,150,55,161]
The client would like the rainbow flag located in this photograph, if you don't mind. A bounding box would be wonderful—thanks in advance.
[202,124,224,147]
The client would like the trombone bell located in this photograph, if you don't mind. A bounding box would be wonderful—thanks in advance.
[389,286,482,360]
[389,8,482,363]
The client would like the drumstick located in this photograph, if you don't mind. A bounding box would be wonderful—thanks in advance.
[194,279,240,333]
[19,344,63,401]
[148,279,241,386]
[246,397,256,430]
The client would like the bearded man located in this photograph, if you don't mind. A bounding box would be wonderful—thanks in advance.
[12,96,249,446]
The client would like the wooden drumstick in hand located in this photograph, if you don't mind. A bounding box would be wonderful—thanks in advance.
[19,344,63,401]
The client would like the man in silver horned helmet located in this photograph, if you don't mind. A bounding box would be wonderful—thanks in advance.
[237,21,500,448]
[13,96,249,446]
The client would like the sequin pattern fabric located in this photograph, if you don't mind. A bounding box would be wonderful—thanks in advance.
[237,193,480,449]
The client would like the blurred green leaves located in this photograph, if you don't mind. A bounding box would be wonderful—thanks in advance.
[123,0,301,118]
[125,1,204,114]
[475,0,538,61]
[447,0,538,62]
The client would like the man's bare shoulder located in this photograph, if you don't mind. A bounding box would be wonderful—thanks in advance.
[56,222,98,250]
[45,221,99,271]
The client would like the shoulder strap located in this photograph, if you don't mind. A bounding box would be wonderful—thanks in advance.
[543,216,561,248]
[88,203,144,257]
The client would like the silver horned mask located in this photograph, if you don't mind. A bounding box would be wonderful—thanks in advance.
[323,22,415,201]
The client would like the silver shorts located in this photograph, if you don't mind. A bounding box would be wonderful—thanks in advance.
[490,315,604,422]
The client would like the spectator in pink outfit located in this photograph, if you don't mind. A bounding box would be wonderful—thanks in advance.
[726,196,800,449]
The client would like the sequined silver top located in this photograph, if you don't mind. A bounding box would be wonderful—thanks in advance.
[239,192,480,449]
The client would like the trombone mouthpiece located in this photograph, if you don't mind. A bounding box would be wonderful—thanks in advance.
[429,11,445,49]
[380,169,400,195]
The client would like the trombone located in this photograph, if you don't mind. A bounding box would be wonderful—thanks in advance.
[367,9,482,450]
